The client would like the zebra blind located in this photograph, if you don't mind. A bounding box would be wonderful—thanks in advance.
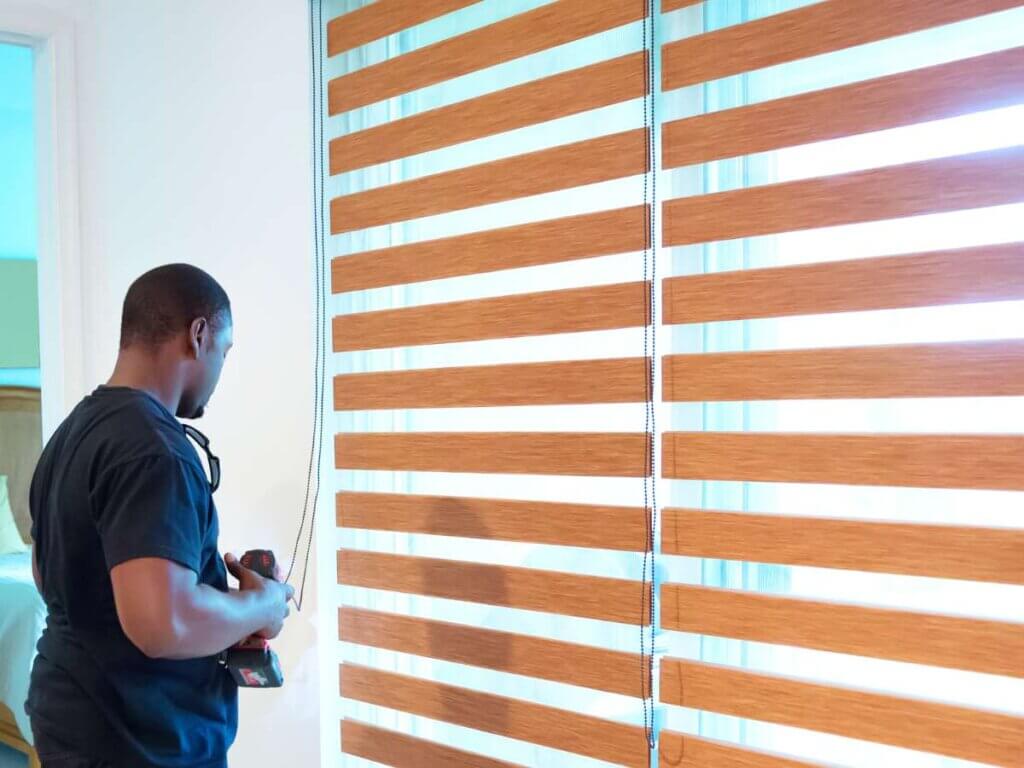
[326,0,1024,765]
[328,0,655,765]
[657,0,1023,765]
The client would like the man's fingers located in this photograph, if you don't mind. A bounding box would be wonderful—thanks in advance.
[224,553,244,580]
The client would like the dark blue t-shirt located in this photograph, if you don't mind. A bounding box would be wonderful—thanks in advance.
[27,386,237,768]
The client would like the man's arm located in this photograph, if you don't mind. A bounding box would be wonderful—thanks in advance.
[110,555,293,660]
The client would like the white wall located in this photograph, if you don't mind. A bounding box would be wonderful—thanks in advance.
[2,0,321,764]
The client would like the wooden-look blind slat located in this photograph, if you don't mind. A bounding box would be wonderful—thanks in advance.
[331,52,647,174]
[660,659,1024,765]
[662,584,1024,678]
[661,0,701,11]
[341,720,523,768]
[337,550,651,625]
[326,0,480,57]
[328,0,647,115]
[336,431,650,477]
[663,432,1024,490]
[340,665,650,767]
[337,491,646,551]
[662,243,1024,325]
[333,281,649,352]
[662,0,1022,91]
[663,146,1024,246]
[335,357,649,410]
[658,732,822,768]
[339,607,648,696]
[663,508,1024,585]
[664,47,1024,168]
[331,205,647,293]
[332,128,647,234]
[663,341,1024,401]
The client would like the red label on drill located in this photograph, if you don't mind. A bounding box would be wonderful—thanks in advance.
[240,667,270,687]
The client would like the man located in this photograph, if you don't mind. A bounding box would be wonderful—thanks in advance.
[27,264,293,768]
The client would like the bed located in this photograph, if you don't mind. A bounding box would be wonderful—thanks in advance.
[0,387,43,767]
[0,553,43,768]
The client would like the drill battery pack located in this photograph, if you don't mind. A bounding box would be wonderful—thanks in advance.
[225,636,284,688]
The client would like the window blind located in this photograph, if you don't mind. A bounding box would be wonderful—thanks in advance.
[657,0,1023,766]
[326,0,1024,766]
[327,1,654,766]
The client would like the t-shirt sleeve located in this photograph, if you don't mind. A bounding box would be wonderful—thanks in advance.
[92,454,207,573]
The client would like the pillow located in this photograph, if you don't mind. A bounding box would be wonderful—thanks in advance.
[0,475,29,554]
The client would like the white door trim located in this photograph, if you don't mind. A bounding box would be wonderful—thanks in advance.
[0,2,85,438]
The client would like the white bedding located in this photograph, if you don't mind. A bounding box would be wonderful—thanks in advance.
[0,552,44,744]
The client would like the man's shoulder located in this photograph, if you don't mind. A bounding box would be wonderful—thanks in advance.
[61,390,203,480]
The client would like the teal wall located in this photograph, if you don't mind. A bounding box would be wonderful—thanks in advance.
[0,43,36,260]
[0,260,40,367]
[0,43,40,385]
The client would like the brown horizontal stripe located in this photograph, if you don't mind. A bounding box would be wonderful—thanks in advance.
[662,243,1024,324]
[663,432,1024,490]
[335,357,649,409]
[662,584,1024,677]
[333,281,649,352]
[337,491,647,551]
[331,52,647,173]
[331,205,647,293]
[660,659,1024,764]
[662,508,1024,585]
[664,46,1024,167]
[336,431,651,477]
[329,0,647,114]
[326,0,480,57]
[332,128,647,234]
[339,607,648,696]
[663,146,1024,246]
[659,732,822,768]
[663,340,1024,400]
[341,720,522,768]
[662,0,1021,91]
[341,665,649,766]
[662,0,701,10]
[337,550,651,625]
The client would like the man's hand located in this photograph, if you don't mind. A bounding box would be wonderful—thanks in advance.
[224,553,293,640]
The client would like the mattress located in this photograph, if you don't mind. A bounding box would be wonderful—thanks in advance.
[0,553,44,744]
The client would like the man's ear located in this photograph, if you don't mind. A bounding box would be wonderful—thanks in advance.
[188,317,208,359]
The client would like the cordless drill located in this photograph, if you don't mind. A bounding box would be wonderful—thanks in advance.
[223,549,285,688]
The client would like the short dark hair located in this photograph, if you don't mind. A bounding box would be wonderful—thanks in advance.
[119,264,231,349]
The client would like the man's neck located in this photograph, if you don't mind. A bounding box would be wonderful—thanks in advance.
[107,348,182,416]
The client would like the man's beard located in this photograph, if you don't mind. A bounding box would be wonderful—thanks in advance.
[177,401,205,420]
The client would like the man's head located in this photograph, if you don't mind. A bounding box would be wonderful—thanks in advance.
[119,264,232,419]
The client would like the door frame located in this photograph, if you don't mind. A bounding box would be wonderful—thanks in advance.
[0,2,84,439]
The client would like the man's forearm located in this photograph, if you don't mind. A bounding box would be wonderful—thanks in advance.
[162,585,277,660]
